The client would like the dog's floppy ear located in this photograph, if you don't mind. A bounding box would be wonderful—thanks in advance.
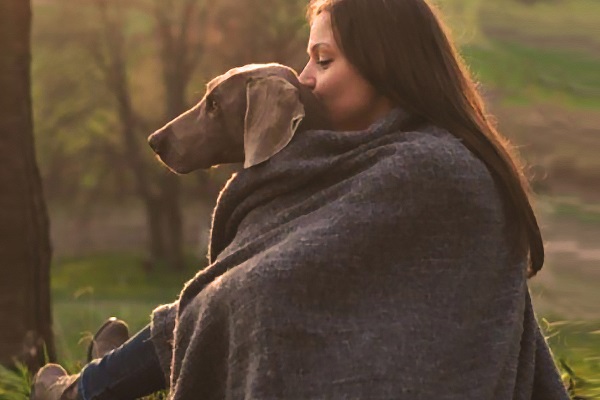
[243,75,305,169]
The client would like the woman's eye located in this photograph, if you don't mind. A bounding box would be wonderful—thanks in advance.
[316,59,332,68]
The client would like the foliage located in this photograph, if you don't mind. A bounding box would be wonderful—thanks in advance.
[543,319,600,399]
[0,360,166,400]
[31,0,311,206]
[33,3,120,202]
[31,0,599,211]
[0,362,31,400]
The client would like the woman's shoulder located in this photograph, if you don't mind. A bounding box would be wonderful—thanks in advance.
[368,124,505,217]
[386,124,492,184]
[353,123,507,236]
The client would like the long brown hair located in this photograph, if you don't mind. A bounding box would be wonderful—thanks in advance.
[308,0,543,277]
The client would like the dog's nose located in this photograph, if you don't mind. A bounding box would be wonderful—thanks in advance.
[148,127,170,154]
[148,134,159,152]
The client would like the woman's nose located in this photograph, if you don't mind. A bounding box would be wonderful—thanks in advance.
[298,64,316,89]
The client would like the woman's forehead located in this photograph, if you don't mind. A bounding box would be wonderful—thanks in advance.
[308,12,336,52]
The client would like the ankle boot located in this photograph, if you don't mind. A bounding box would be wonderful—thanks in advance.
[87,317,130,361]
[30,364,81,400]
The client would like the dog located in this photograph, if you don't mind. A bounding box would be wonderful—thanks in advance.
[148,63,330,173]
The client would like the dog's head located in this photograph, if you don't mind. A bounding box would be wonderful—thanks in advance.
[147,63,330,173]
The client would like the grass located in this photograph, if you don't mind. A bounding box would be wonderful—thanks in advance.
[462,40,600,109]
[479,0,600,53]
[52,252,206,363]
[0,252,201,400]
[436,0,600,110]
[552,201,600,224]
[0,362,32,400]
[438,0,600,53]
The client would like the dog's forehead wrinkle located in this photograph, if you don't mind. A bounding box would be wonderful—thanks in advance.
[210,63,297,91]
[206,75,246,103]
[232,62,290,75]
[200,63,301,108]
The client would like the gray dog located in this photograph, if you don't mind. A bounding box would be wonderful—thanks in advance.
[148,63,330,173]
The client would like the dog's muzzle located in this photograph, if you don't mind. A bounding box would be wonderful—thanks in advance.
[148,126,173,155]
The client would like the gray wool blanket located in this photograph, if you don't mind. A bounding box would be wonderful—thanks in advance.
[150,109,569,399]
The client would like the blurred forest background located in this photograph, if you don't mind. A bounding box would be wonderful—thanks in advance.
[2,0,599,397]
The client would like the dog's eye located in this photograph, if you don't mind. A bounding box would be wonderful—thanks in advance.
[206,96,218,113]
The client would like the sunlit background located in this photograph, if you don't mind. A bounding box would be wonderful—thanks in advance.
[26,0,600,394]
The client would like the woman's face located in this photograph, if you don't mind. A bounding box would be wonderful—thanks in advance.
[299,12,392,131]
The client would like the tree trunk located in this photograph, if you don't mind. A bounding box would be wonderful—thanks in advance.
[146,196,166,265]
[154,0,201,271]
[160,75,186,271]
[93,1,171,266]
[0,0,55,370]
[160,173,184,270]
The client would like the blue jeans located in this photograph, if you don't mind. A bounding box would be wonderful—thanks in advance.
[78,325,166,400]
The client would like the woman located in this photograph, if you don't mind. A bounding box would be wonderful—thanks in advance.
[32,0,569,399]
